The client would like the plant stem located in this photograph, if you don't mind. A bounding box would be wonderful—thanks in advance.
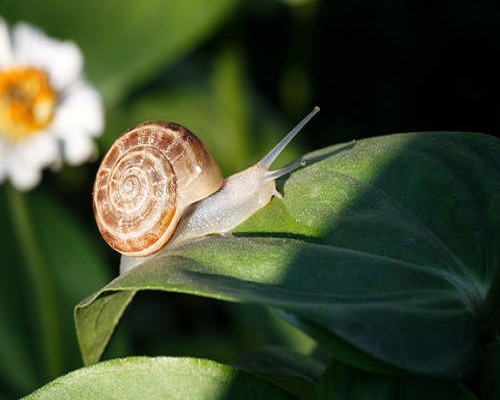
[6,185,63,380]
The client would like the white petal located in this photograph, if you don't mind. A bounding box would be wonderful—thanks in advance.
[61,133,97,165]
[51,81,104,164]
[52,81,104,137]
[0,17,14,69]
[23,133,60,168]
[11,22,83,89]
[5,147,42,191]
[9,162,41,191]
[3,133,60,190]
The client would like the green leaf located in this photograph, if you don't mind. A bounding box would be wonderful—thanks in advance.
[312,359,476,400]
[25,356,295,399]
[273,310,402,375]
[75,132,500,379]
[2,0,239,105]
[76,290,135,366]
[233,346,324,399]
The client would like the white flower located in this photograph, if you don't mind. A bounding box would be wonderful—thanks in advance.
[0,17,104,190]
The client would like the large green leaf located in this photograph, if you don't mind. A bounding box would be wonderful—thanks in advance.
[25,356,294,399]
[2,0,238,105]
[75,132,500,378]
[312,359,476,400]
[233,346,324,399]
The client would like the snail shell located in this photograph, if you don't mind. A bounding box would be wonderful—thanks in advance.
[92,122,223,257]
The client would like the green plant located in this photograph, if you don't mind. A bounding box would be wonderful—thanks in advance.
[29,132,500,399]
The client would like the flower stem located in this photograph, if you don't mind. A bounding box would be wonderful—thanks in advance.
[6,185,63,380]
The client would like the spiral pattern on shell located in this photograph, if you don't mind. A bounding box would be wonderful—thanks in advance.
[93,122,223,257]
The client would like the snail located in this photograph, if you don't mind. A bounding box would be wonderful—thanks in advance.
[93,106,320,273]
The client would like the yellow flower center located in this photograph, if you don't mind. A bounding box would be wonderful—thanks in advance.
[0,67,57,141]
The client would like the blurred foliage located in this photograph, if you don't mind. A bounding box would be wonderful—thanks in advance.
[1,0,500,398]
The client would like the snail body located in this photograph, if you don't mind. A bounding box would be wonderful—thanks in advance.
[93,106,320,274]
